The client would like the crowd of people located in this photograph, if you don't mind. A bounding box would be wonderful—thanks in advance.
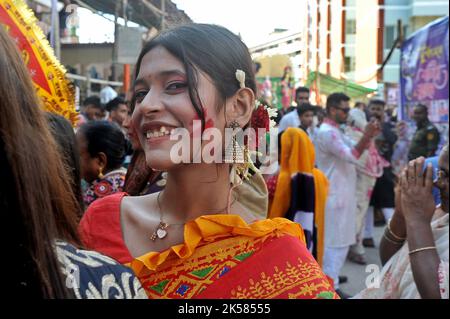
[263,77,448,298]
[1,22,448,299]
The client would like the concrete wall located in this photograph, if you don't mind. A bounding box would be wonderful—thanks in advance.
[61,43,117,80]
[354,0,379,89]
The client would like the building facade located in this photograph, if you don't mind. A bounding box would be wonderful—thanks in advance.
[302,0,448,104]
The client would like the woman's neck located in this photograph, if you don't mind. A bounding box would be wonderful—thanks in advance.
[160,163,231,223]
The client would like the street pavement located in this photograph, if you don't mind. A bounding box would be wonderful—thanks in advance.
[339,224,384,297]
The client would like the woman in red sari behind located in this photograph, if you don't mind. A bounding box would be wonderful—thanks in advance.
[79,24,338,299]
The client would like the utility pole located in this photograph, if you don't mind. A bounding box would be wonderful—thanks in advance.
[123,0,128,27]
[50,0,61,59]
[396,19,404,48]
[112,1,121,81]
[122,0,129,93]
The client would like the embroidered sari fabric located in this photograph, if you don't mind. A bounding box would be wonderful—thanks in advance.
[267,128,328,266]
[129,215,338,299]
[83,168,127,208]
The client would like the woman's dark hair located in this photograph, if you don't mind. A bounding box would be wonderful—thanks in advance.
[78,121,126,171]
[281,66,292,82]
[46,113,84,215]
[133,23,257,130]
[0,26,80,298]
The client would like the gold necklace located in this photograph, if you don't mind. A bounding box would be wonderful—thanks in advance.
[150,192,185,241]
[150,191,236,241]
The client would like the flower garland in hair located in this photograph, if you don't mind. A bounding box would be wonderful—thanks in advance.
[252,100,277,149]
[230,70,278,185]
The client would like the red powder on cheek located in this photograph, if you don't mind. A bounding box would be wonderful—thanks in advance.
[190,119,202,138]
[193,108,206,120]
[190,108,214,134]
[205,118,215,130]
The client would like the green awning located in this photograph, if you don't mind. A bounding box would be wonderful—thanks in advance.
[306,71,376,99]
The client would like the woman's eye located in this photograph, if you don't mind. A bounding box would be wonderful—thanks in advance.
[134,91,148,103]
[166,82,187,92]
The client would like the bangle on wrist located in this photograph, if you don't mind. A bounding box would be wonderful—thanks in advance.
[383,230,405,245]
[387,219,406,241]
[409,246,436,255]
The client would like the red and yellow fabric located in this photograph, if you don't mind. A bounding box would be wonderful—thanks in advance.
[0,0,77,124]
[312,168,328,267]
[129,214,338,299]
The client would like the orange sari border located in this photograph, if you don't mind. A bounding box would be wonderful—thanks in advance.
[129,215,306,276]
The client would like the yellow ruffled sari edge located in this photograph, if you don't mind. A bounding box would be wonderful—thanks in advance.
[128,214,306,276]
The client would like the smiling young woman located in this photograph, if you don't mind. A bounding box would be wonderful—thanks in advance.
[79,24,338,299]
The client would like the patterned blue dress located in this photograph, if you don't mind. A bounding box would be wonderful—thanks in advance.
[55,241,147,299]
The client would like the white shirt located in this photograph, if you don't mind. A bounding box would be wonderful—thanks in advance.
[278,110,300,133]
[315,119,359,247]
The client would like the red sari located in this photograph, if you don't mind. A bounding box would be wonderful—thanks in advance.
[79,193,338,299]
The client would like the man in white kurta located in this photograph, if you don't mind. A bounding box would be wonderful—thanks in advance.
[314,93,379,295]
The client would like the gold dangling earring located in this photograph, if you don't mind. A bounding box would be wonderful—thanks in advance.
[225,121,244,164]
[98,167,104,179]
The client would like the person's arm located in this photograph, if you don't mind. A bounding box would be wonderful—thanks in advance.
[319,120,378,164]
[379,184,407,265]
[400,158,442,299]
[405,219,441,299]
[354,120,381,158]
[321,128,361,162]
[353,133,373,158]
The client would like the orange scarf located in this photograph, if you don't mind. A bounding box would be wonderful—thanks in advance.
[268,127,328,266]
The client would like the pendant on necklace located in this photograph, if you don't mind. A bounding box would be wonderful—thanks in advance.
[150,222,168,241]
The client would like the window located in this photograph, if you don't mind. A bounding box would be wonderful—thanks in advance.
[384,25,395,48]
[402,25,408,39]
[344,56,356,73]
[346,19,356,34]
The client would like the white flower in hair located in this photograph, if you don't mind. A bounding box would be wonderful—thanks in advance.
[270,119,277,129]
[235,69,246,88]
[266,106,278,119]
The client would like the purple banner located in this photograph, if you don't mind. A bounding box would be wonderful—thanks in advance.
[400,16,449,123]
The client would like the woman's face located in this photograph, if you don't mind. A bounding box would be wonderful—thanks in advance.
[122,110,141,151]
[132,46,226,170]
